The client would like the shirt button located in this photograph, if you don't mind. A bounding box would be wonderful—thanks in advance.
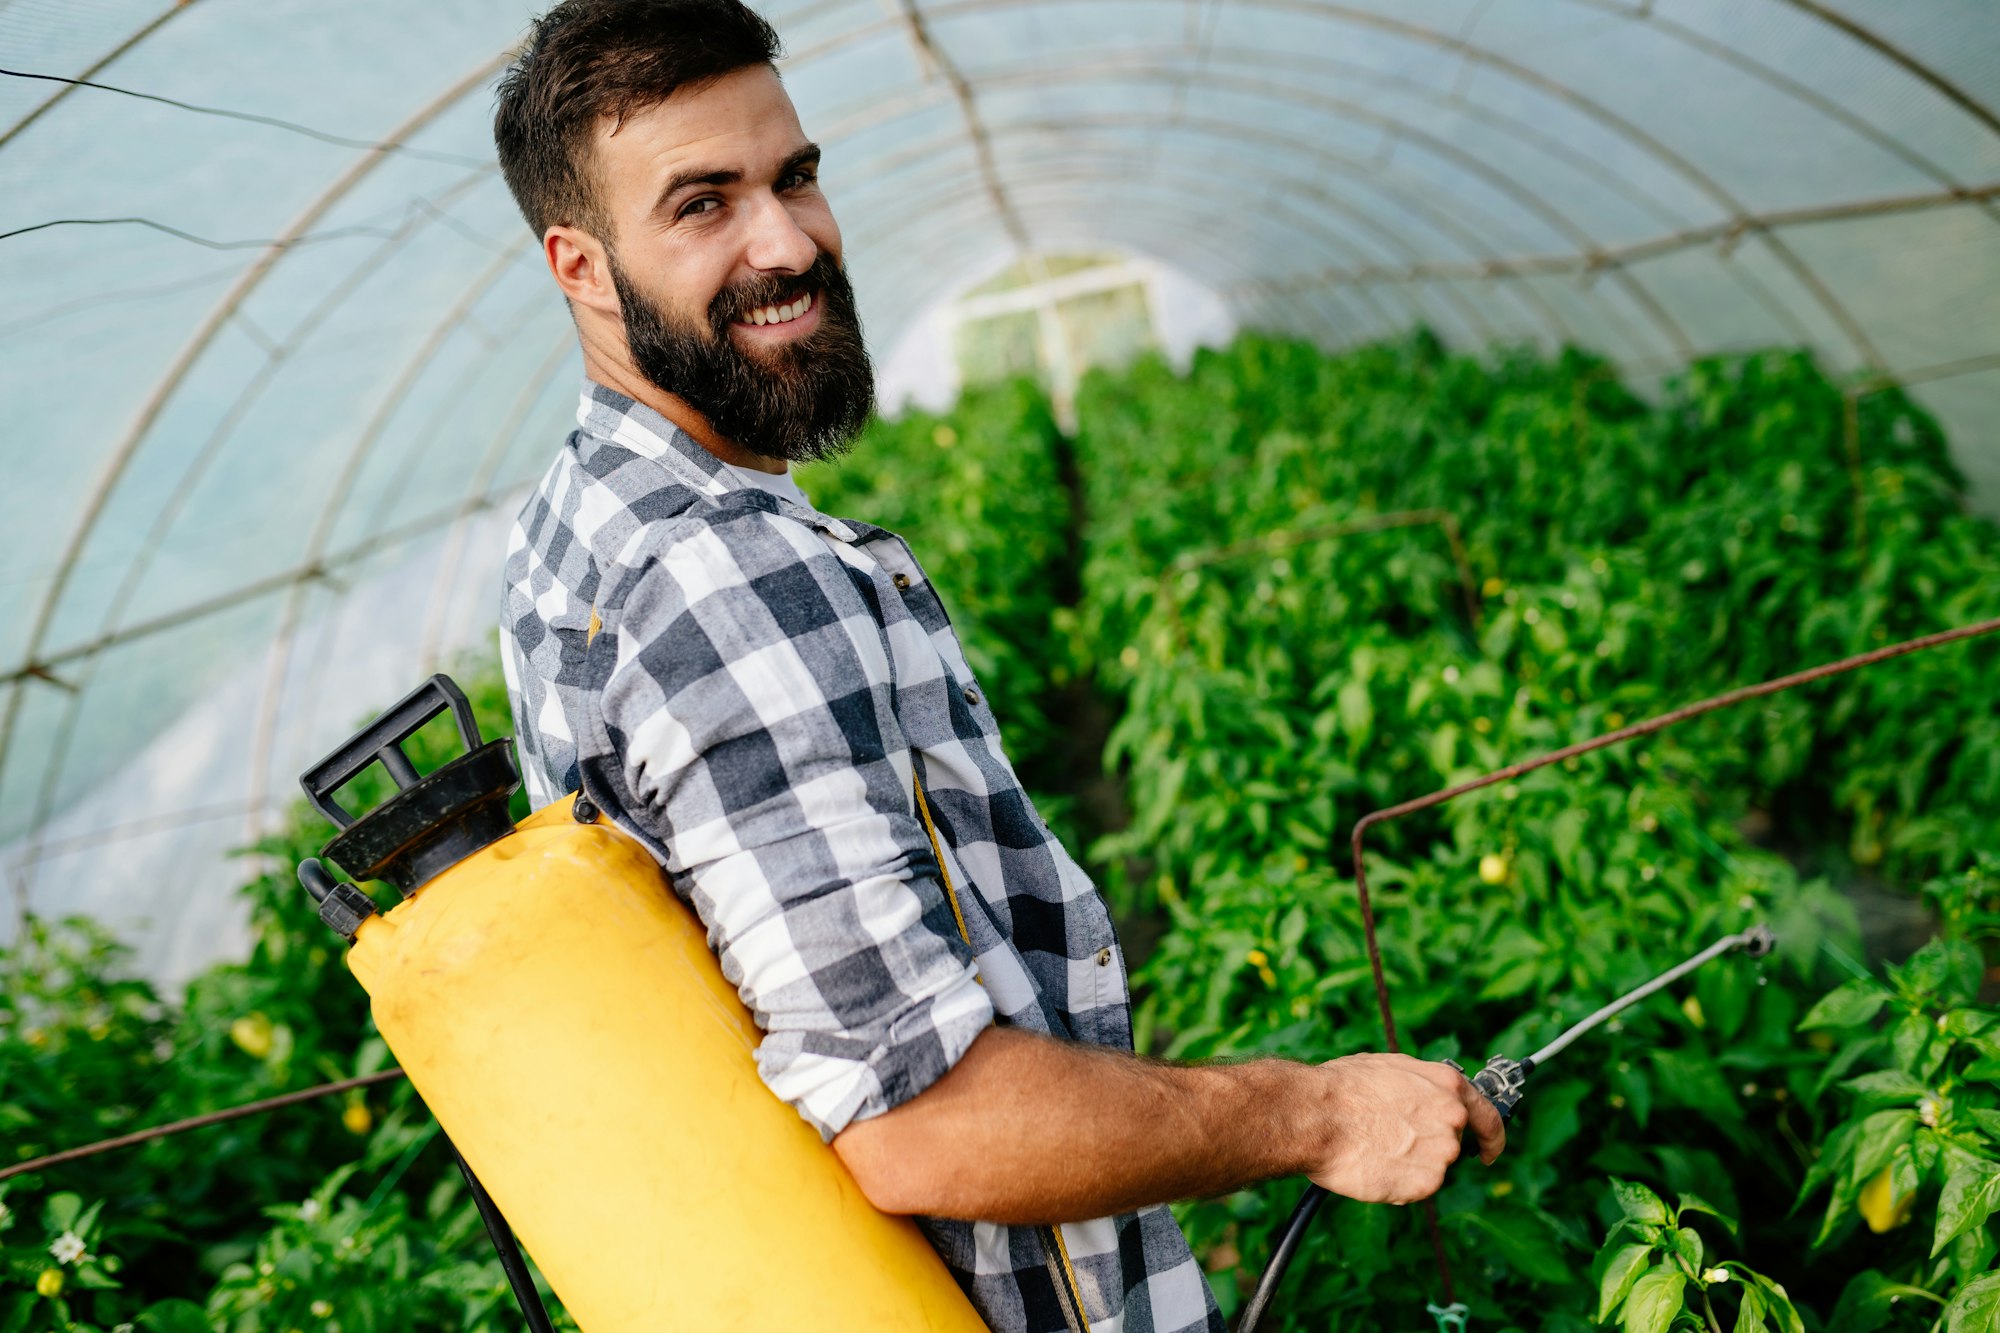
[962,687,980,706]
[1096,947,1112,967]
[892,572,911,589]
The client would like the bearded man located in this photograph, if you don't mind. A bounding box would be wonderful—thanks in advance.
[495,3,1504,1330]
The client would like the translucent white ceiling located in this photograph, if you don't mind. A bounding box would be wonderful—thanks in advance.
[1,0,1997,978]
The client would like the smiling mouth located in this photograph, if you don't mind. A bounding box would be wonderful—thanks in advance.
[735,290,815,328]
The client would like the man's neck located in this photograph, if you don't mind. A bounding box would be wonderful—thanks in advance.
[580,349,788,476]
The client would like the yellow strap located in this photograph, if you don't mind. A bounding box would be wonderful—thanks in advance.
[912,769,972,946]
[916,771,1087,1329]
[586,604,602,646]
[1048,1226,1093,1332]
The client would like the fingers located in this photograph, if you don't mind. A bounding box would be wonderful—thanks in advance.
[1454,1075,1508,1164]
[1306,1053,1506,1204]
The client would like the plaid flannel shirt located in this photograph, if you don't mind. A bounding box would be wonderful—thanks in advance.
[500,383,1223,1333]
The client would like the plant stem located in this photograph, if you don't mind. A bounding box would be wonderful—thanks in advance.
[1701,1290,1725,1333]
[1774,1101,1814,1167]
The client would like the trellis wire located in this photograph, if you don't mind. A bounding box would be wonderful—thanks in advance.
[0,1069,407,1186]
[1341,613,2000,1303]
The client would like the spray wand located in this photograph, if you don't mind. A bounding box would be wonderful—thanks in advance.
[1446,922,1775,1121]
[1234,924,1775,1333]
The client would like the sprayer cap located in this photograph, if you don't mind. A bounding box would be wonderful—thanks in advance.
[299,675,519,893]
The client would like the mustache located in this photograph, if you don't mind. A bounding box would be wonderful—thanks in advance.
[707,253,843,329]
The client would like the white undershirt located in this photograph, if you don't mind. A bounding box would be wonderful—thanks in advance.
[726,462,813,510]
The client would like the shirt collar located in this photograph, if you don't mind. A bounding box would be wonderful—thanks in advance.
[575,380,733,499]
[573,378,862,543]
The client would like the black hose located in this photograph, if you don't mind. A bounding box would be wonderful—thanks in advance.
[1234,1184,1326,1333]
[451,1144,559,1333]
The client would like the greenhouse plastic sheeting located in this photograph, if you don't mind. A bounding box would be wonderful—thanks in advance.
[1,0,1996,982]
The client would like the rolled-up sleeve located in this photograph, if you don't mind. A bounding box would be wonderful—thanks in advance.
[594,506,994,1140]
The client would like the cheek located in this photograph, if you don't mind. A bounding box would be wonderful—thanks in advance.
[796,199,842,263]
[634,236,738,315]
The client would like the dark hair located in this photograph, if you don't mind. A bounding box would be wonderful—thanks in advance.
[494,0,783,241]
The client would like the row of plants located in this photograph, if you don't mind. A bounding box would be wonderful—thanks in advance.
[4,331,1999,1330]
[1067,334,2000,1329]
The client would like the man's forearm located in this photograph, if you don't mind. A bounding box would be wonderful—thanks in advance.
[831,1026,1322,1224]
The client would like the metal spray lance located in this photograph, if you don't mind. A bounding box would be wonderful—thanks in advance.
[1235,924,1777,1333]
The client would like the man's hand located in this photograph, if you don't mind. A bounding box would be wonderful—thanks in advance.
[1304,1053,1507,1205]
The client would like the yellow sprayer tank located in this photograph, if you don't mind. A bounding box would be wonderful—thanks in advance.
[297,675,988,1332]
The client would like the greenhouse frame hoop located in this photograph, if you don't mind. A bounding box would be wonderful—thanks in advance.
[0,47,521,829]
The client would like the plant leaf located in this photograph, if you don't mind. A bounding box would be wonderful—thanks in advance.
[1597,1243,1652,1321]
[1848,1109,1919,1189]
[1734,1282,1768,1333]
[1663,1225,1704,1276]
[1826,1271,1943,1333]
[1677,1192,1739,1238]
[1744,1271,1806,1333]
[1611,1178,1673,1227]
[1945,1271,2000,1333]
[137,1300,214,1333]
[1940,1009,2000,1041]
[1799,980,1887,1030]
[1456,1209,1573,1285]
[1842,1069,1929,1102]
[1934,1149,2000,1257]
[1796,1118,1861,1208]
[1622,1267,1688,1333]
[1893,1013,1943,1083]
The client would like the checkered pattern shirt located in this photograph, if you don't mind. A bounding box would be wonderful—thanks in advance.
[500,383,1222,1333]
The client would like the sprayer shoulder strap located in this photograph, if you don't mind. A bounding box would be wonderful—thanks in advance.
[912,767,1092,1333]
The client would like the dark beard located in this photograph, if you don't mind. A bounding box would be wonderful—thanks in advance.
[608,249,875,465]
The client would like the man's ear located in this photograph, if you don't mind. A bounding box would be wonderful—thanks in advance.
[545,225,621,318]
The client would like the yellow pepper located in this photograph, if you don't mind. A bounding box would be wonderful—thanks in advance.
[1859,1165,1915,1233]
[230,1012,275,1060]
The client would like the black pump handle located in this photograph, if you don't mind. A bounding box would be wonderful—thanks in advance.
[300,674,483,829]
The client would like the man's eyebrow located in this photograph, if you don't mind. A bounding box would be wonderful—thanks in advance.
[650,144,823,218]
[652,165,741,217]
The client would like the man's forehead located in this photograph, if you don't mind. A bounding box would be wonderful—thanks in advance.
[592,65,806,174]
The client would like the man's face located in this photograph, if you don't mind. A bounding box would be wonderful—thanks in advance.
[586,64,872,462]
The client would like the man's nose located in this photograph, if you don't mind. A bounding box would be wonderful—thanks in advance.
[742,193,819,275]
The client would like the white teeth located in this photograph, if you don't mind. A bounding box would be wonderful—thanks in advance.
[742,295,811,327]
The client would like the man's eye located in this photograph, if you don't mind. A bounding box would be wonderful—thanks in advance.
[680,197,722,219]
[782,170,818,191]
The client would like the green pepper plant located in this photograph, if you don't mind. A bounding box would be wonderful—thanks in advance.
[1787,860,2000,1332]
[1590,1179,1802,1333]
